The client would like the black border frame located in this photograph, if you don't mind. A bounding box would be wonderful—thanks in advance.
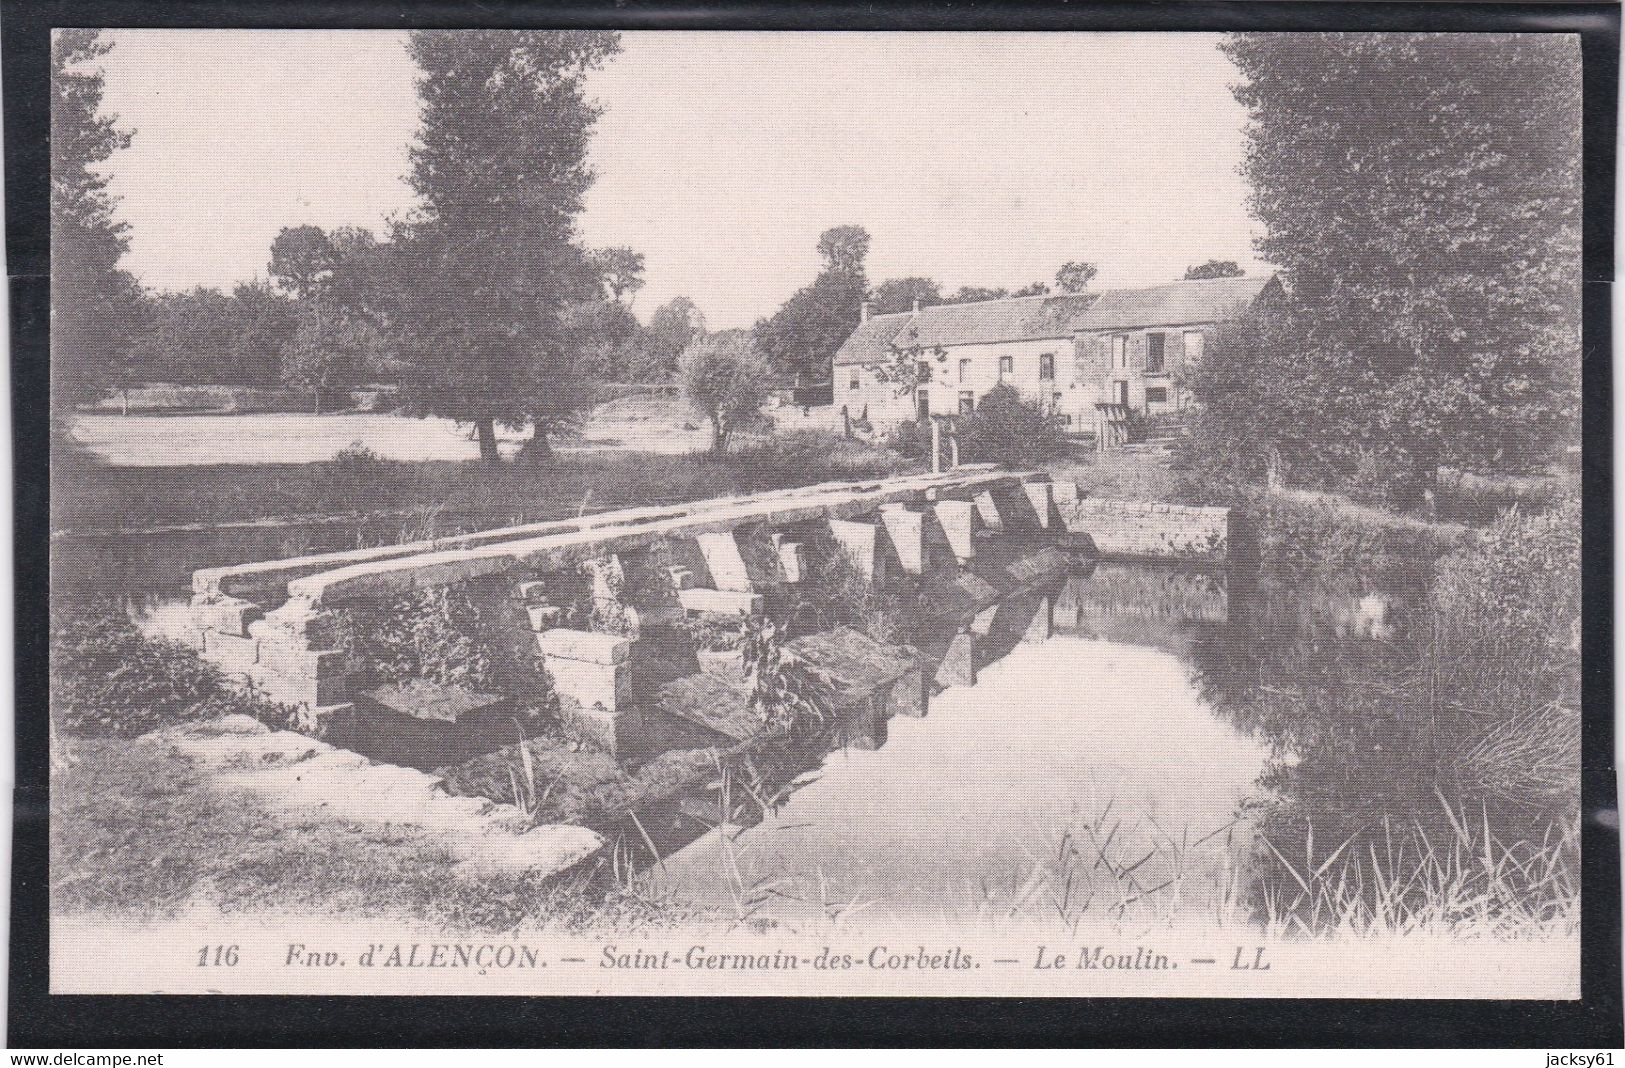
[5,1,1619,1047]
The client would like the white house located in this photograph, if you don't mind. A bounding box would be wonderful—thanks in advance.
[829,276,1276,431]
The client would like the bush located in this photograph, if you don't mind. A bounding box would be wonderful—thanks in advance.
[1247,492,1466,580]
[956,384,1070,466]
[729,429,908,483]
[51,602,279,737]
[336,583,534,694]
[321,442,406,497]
[1432,495,1581,661]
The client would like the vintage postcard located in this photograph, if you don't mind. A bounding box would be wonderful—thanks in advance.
[40,25,1591,1003]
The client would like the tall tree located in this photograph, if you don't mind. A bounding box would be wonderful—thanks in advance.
[590,246,646,306]
[754,224,870,381]
[267,225,382,407]
[643,296,705,379]
[870,277,941,315]
[816,225,870,275]
[268,225,337,300]
[560,297,644,382]
[51,29,143,405]
[388,30,621,464]
[678,330,771,454]
[227,281,300,386]
[1183,259,1245,280]
[942,285,1009,304]
[1211,33,1581,504]
[1054,261,1098,293]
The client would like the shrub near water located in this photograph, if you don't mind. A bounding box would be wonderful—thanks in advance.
[51,602,281,737]
[956,384,1071,466]
[1432,496,1581,660]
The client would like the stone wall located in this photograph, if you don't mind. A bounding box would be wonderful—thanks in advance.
[1058,497,1237,562]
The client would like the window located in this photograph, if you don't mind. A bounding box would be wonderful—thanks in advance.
[1146,333,1166,373]
[958,391,975,416]
[848,369,860,390]
[1039,353,1055,380]
[1184,330,1204,362]
[998,354,1013,378]
[958,358,970,383]
[1146,386,1168,404]
[1111,335,1127,370]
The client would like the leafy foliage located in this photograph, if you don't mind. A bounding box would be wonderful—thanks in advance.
[955,383,1070,465]
[268,225,337,300]
[640,296,706,380]
[1432,495,1580,662]
[1054,261,1098,293]
[126,284,294,387]
[51,30,145,404]
[52,602,283,737]
[677,329,772,453]
[387,30,622,462]
[589,246,646,304]
[741,617,830,737]
[869,277,942,315]
[1203,33,1581,505]
[1183,259,1245,280]
[753,225,870,380]
[335,582,547,696]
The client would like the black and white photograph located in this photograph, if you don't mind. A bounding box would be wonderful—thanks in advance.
[23,14,1607,1014]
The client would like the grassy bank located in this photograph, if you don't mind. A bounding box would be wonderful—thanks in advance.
[51,606,690,931]
[53,429,913,532]
[51,726,686,932]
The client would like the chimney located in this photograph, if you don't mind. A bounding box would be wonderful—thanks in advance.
[860,300,872,323]
[912,298,922,314]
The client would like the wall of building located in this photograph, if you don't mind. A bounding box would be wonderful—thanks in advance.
[1074,323,1217,416]
[838,336,1100,430]
[838,321,1225,430]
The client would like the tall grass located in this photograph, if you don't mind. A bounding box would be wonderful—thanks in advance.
[1256,795,1578,940]
[945,796,1580,941]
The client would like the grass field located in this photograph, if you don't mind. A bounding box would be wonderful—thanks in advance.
[54,429,914,532]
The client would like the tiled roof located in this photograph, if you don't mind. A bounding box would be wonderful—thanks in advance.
[1070,276,1273,331]
[885,292,1102,352]
[832,276,1273,365]
[831,311,911,367]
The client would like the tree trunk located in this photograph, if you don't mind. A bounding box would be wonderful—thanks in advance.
[120,388,128,417]
[1395,451,1439,515]
[710,414,726,455]
[313,388,322,416]
[475,417,500,465]
[527,417,554,461]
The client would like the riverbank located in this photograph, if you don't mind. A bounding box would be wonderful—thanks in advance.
[55,431,913,534]
[51,714,686,934]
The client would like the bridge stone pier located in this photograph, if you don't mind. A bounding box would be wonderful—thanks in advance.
[184,464,1240,751]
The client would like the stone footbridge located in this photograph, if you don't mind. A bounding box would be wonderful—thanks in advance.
[185,465,1236,749]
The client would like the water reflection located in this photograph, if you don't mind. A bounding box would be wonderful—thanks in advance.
[653,554,1570,934]
[653,561,1279,926]
[654,632,1271,927]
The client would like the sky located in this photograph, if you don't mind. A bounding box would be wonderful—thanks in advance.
[95,30,1268,330]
